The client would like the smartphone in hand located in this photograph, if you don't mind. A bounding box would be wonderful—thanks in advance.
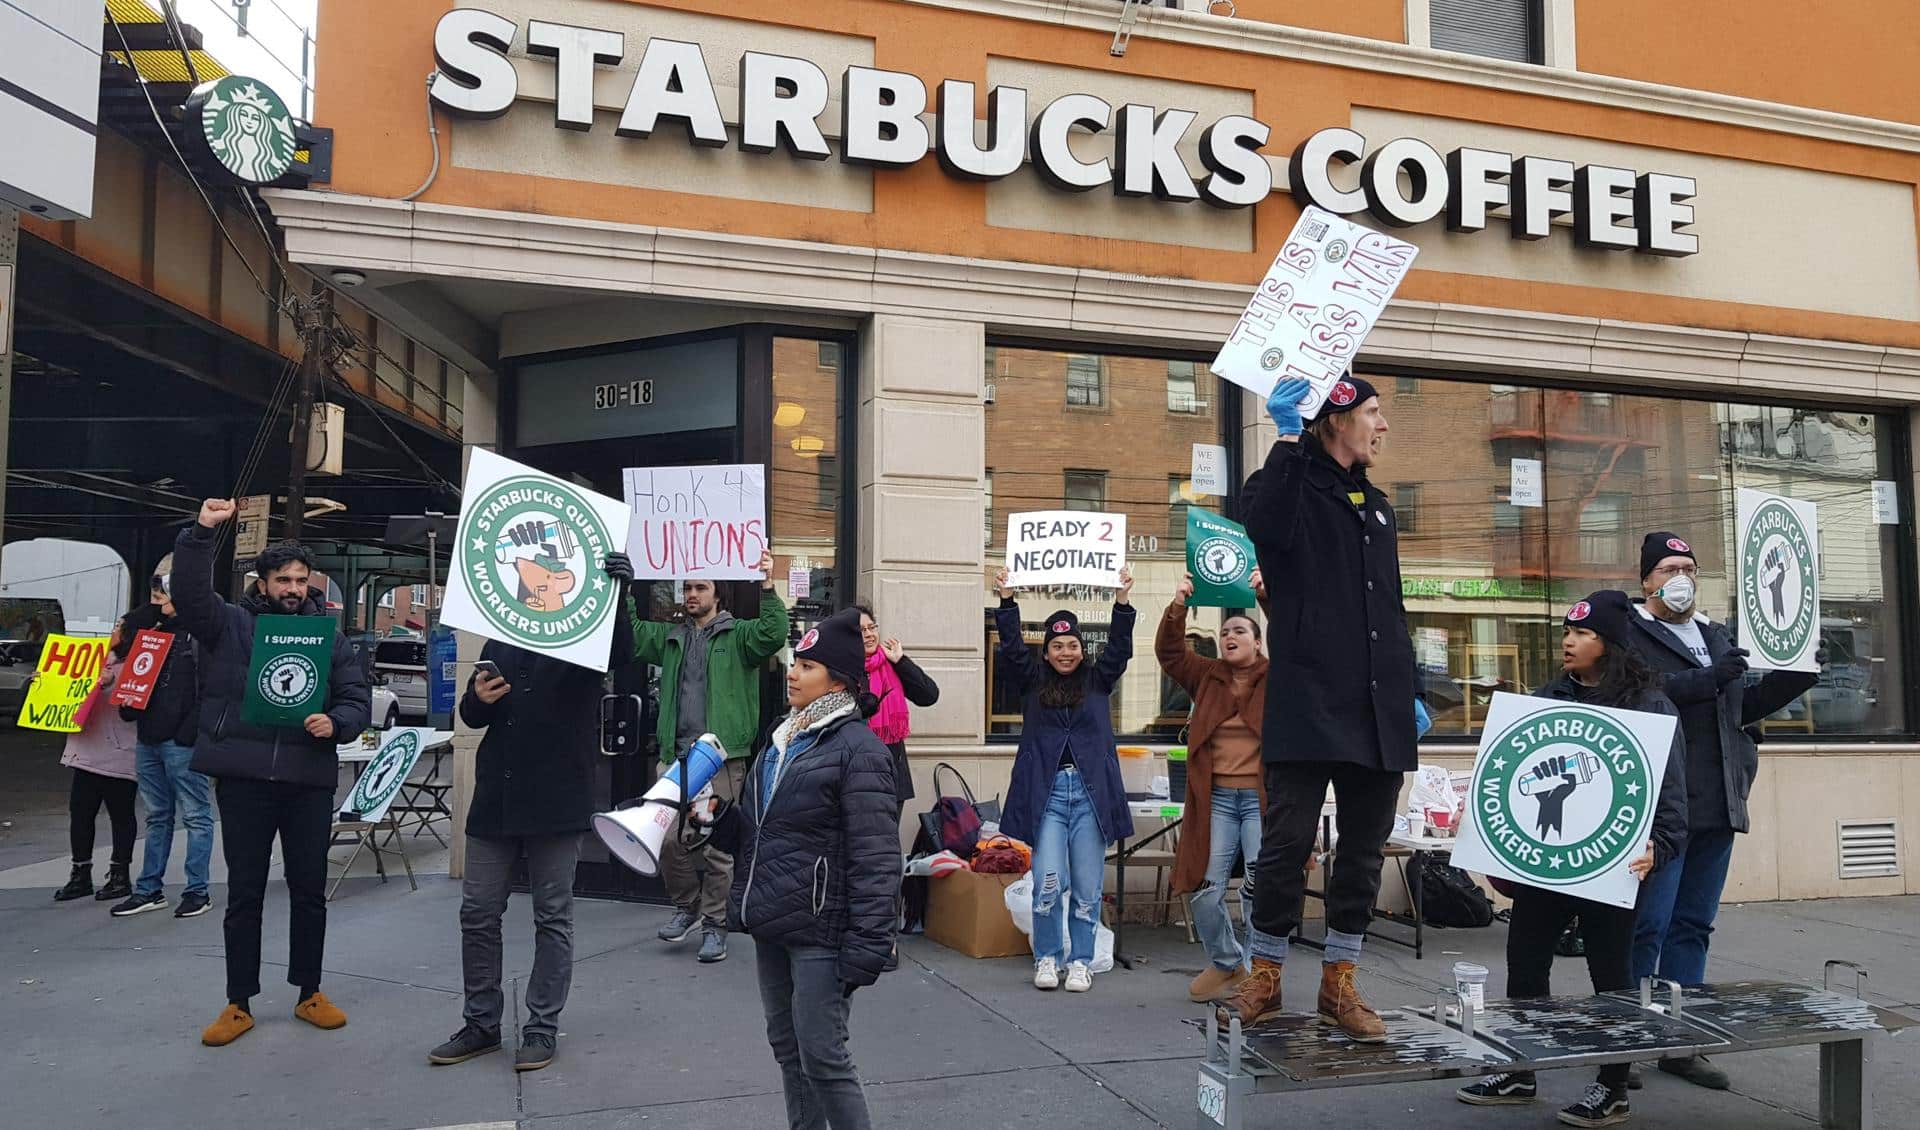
[473,660,501,680]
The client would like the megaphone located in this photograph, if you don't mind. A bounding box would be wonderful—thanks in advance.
[592,734,729,877]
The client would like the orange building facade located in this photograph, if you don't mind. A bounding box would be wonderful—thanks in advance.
[275,0,1920,898]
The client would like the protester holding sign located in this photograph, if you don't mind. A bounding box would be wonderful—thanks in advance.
[52,624,138,905]
[1457,591,1687,1128]
[431,556,636,1074]
[993,565,1136,994]
[1626,531,1819,1091]
[1158,570,1270,1003]
[1222,374,1427,1042]
[111,556,214,921]
[173,499,371,1048]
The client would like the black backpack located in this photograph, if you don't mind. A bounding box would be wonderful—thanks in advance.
[1421,863,1496,928]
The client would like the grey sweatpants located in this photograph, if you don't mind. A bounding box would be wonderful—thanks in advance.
[461,832,581,1038]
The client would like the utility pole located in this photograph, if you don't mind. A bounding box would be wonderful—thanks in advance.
[285,285,331,542]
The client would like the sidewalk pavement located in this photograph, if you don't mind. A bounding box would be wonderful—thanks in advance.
[2,869,1912,1130]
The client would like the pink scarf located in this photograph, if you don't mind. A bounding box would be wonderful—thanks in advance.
[866,650,912,745]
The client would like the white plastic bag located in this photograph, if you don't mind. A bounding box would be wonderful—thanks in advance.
[1090,924,1115,974]
[1409,764,1458,826]
[1004,871,1035,938]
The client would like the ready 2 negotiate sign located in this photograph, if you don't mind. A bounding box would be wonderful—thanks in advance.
[426,10,1697,254]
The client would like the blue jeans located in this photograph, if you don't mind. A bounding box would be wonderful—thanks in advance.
[1191,785,1261,972]
[1031,767,1106,967]
[1633,826,1737,985]
[134,740,213,897]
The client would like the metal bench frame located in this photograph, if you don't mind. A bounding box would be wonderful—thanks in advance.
[1197,961,1908,1130]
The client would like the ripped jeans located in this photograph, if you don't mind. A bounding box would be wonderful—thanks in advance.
[1030,767,1107,968]
[1191,785,1261,973]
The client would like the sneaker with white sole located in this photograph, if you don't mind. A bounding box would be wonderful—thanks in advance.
[656,909,699,943]
[1063,962,1093,993]
[1457,1071,1539,1105]
[1558,1082,1630,1127]
[1033,957,1060,991]
[110,890,167,917]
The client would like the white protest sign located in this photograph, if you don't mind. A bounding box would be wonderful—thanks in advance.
[1509,458,1544,508]
[1871,480,1898,525]
[1191,443,1228,497]
[1449,692,1676,910]
[1006,511,1127,589]
[441,448,632,672]
[1210,205,1418,418]
[1735,488,1821,673]
[622,464,768,580]
[341,727,432,824]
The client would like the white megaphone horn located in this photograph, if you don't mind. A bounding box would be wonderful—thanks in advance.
[593,734,729,877]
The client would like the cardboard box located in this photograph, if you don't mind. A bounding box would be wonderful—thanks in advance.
[924,870,1032,959]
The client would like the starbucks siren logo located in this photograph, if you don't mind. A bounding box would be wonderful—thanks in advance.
[1741,498,1816,666]
[458,476,616,650]
[192,77,297,184]
[258,652,320,708]
[1194,535,1249,587]
[1473,706,1655,886]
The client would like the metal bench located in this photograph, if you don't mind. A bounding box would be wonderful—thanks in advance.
[1195,962,1912,1130]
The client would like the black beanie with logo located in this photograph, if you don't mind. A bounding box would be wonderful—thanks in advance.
[1310,374,1380,422]
[1042,610,1083,649]
[1564,590,1637,652]
[793,607,868,694]
[1639,531,1696,580]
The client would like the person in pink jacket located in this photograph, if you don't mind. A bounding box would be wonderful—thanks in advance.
[53,623,140,903]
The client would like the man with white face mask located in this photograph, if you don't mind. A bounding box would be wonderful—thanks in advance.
[1627,531,1819,1092]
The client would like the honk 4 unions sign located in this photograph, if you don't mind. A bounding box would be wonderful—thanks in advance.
[427,11,1698,256]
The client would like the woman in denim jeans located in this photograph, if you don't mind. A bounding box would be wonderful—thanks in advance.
[992,566,1136,994]
[1156,571,1270,1003]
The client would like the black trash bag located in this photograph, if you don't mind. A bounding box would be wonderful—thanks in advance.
[1420,863,1496,928]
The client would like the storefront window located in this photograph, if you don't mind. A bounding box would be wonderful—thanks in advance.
[984,344,1233,739]
[1378,375,1911,739]
[769,336,847,631]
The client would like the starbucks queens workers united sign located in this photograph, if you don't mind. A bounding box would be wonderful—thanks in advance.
[440,449,633,672]
[1735,488,1821,673]
[1449,691,1676,910]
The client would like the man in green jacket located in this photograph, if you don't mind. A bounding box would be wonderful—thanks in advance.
[630,550,788,963]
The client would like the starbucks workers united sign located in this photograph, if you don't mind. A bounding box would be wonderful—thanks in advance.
[1450,692,1676,910]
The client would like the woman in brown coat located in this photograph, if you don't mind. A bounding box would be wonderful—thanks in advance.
[1157,571,1269,1003]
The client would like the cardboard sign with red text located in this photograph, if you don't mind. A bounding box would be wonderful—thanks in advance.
[16,634,110,733]
[621,464,769,580]
[1210,206,1418,418]
[109,629,176,709]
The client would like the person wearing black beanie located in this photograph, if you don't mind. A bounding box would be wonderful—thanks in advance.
[1457,593,1688,1125]
[698,603,898,1130]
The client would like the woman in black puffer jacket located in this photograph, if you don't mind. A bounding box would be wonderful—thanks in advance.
[700,607,898,1130]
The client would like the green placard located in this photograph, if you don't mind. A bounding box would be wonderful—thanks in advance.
[243,615,335,726]
[1186,508,1258,608]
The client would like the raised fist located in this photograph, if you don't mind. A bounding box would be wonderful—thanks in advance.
[198,498,237,528]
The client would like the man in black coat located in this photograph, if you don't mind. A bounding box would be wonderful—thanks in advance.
[175,498,371,1048]
[1627,531,1818,1089]
[428,553,636,1074]
[1222,375,1425,1043]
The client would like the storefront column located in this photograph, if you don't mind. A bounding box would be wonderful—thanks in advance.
[0,205,17,547]
[448,366,500,879]
[857,314,988,764]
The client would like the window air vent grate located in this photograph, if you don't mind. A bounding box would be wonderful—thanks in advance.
[1836,819,1900,879]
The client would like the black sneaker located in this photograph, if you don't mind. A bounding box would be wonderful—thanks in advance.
[175,891,213,918]
[110,891,168,917]
[1558,1082,1630,1127]
[428,1025,501,1065]
[697,927,728,963]
[657,909,699,943]
[53,864,93,902]
[1457,1072,1539,1105]
[95,864,131,902]
[515,1031,556,1072]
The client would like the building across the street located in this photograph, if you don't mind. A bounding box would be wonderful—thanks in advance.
[269,0,1920,902]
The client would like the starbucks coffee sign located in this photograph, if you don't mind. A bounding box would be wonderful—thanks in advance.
[1735,488,1821,672]
[1450,692,1676,910]
[426,10,1698,255]
[186,76,298,185]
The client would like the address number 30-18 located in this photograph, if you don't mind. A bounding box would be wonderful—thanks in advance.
[1197,1071,1227,1125]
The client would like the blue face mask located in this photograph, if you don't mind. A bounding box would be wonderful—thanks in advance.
[1658,573,1696,614]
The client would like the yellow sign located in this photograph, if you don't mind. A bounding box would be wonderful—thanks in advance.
[16,634,110,733]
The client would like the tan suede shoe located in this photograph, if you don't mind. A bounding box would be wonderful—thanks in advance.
[1317,960,1387,1043]
[202,1004,255,1047]
[1188,965,1250,1003]
[294,991,348,1030]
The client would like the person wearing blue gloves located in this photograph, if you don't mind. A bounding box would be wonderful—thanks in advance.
[1219,374,1427,1043]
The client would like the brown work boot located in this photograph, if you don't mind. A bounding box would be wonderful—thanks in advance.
[1189,965,1249,1003]
[1215,957,1283,1025]
[294,991,348,1030]
[1317,960,1387,1043]
[201,1004,255,1047]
